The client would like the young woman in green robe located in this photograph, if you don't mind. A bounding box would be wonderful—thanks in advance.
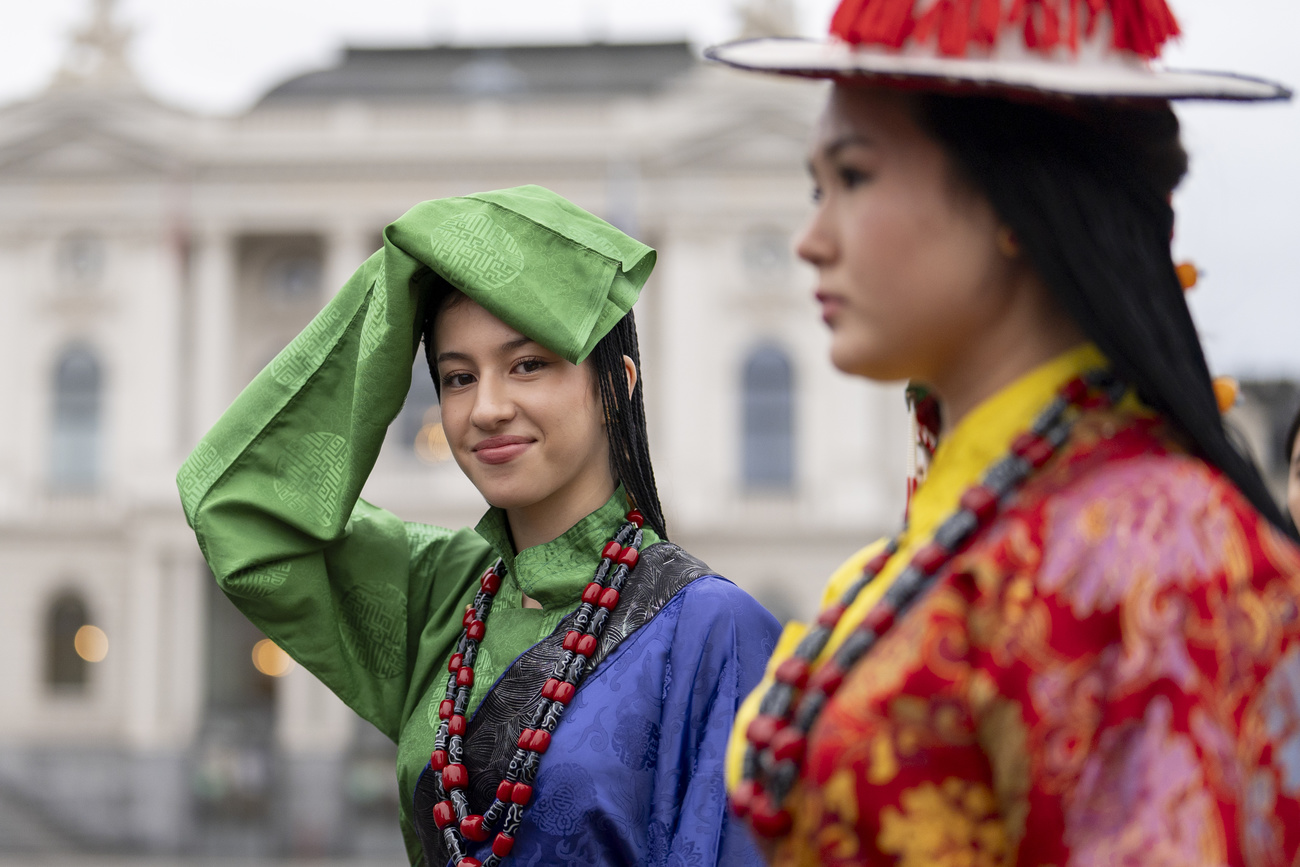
[178,185,780,866]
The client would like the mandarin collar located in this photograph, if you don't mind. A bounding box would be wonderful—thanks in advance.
[473,486,660,609]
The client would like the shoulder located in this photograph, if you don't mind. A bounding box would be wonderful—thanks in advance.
[669,575,782,651]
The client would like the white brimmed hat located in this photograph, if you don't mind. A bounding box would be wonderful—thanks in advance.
[706,0,1291,102]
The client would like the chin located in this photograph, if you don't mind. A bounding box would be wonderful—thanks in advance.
[829,336,911,383]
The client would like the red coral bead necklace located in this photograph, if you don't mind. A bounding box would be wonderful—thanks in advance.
[431,509,647,867]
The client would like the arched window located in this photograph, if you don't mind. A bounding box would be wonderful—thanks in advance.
[742,345,795,490]
[46,593,90,690]
[50,345,103,491]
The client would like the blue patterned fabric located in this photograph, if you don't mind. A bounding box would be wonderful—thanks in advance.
[435,575,779,866]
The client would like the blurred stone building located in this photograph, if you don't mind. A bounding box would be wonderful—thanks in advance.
[0,0,909,856]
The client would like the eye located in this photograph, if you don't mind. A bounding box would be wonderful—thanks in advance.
[513,357,548,375]
[837,166,871,189]
[441,371,475,389]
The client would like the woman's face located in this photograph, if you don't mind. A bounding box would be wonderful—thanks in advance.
[797,86,1025,385]
[433,298,613,514]
[1287,434,1300,529]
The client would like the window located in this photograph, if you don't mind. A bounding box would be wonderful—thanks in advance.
[262,252,321,303]
[742,345,795,489]
[46,593,95,690]
[50,345,103,491]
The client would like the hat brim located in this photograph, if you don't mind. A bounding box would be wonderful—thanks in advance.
[705,37,1292,103]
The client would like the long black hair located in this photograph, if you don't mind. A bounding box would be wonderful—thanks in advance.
[914,93,1291,534]
[421,277,668,540]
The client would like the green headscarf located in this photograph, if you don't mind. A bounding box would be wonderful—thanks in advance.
[393,184,655,364]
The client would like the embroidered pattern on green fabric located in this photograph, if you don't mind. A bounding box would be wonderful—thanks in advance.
[339,583,407,679]
[224,562,292,599]
[428,213,523,292]
[273,432,350,529]
[272,304,346,388]
[177,439,224,521]
[359,270,389,360]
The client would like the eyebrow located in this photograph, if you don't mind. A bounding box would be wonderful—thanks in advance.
[808,133,876,173]
[436,336,538,366]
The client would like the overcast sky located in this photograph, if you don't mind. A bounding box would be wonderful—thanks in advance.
[2,0,1297,377]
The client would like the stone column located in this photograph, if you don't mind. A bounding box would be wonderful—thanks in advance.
[190,227,236,436]
[276,665,355,855]
[323,222,379,305]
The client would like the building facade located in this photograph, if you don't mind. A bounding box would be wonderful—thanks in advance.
[0,1,910,856]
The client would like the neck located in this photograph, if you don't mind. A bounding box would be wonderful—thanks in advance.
[506,475,619,553]
[930,276,1086,434]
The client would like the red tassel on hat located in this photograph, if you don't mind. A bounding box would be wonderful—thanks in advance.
[831,0,1178,59]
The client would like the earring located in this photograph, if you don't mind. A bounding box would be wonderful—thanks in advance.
[996,227,1019,258]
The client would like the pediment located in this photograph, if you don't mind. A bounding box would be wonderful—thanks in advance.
[0,111,179,180]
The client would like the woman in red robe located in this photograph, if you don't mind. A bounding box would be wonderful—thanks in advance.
[708,2,1300,864]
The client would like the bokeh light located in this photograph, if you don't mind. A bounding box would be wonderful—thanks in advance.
[73,624,108,663]
[251,638,296,677]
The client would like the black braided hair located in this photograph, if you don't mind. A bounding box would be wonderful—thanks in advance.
[914,93,1291,535]
[420,277,668,540]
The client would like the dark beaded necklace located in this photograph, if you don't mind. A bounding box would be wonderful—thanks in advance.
[732,370,1122,839]
[429,508,647,867]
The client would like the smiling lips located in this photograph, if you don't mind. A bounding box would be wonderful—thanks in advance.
[472,435,535,465]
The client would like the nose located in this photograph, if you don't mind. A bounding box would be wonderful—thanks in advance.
[469,375,515,430]
[795,204,836,269]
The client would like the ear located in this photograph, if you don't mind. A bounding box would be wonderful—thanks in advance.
[622,354,638,399]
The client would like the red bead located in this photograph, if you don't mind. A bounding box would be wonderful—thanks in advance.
[616,547,640,569]
[861,604,896,635]
[749,794,792,838]
[774,657,810,690]
[456,666,475,687]
[745,714,783,749]
[449,714,466,736]
[495,780,514,802]
[808,661,845,695]
[439,699,454,720]
[457,859,482,867]
[582,582,602,605]
[864,549,893,575]
[511,783,533,805]
[460,814,489,842]
[601,541,622,561]
[730,779,762,818]
[442,763,468,789]
[448,653,463,673]
[1026,437,1056,468]
[542,678,560,700]
[913,542,949,575]
[770,727,807,763]
[598,588,620,610]
[517,728,536,749]
[528,729,552,753]
[563,630,581,652]
[432,800,456,828]
[626,509,645,528]
[1059,376,1088,404]
[553,681,576,704]
[816,603,847,628]
[430,749,448,770]
[959,484,999,524]
[576,634,598,657]
[492,833,515,857]
[481,570,501,594]
[462,608,477,627]
[466,620,486,641]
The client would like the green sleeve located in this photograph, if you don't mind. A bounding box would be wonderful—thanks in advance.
[177,243,492,740]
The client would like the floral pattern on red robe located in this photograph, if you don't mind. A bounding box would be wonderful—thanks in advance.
[777,410,1300,867]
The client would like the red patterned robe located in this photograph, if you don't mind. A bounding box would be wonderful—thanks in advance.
[772,408,1300,866]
